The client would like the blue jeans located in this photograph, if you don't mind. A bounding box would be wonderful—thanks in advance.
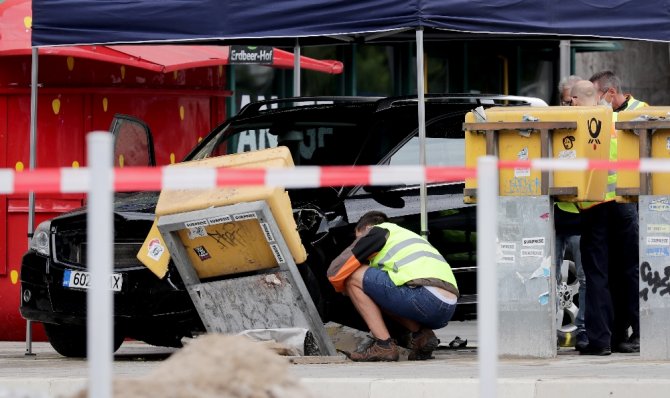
[362,267,456,330]
[556,233,585,332]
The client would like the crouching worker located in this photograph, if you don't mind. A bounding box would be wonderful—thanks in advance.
[327,211,459,361]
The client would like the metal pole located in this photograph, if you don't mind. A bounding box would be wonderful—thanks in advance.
[87,132,114,398]
[25,46,39,356]
[478,156,498,398]
[226,65,236,118]
[559,41,571,79]
[293,39,301,96]
[415,28,428,237]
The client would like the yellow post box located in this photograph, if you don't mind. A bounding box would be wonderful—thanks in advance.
[616,107,670,196]
[464,106,612,203]
[137,146,307,278]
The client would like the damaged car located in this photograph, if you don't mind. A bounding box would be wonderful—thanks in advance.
[20,94,545,357]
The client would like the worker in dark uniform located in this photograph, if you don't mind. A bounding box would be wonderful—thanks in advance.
[588,71,648,353]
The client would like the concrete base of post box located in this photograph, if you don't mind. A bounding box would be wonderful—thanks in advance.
[638,195,670,360]
[497,196,557,358]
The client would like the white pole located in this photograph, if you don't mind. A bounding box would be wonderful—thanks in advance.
[559,40,571,80]
[87,132,114,398]
[415,28,428,237]
[293,39,301,96]
[25,46,39,356]
[477,156,498,398]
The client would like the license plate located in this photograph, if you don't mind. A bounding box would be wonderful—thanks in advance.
[62,269,123,292]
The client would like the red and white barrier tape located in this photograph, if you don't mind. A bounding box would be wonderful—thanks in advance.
[501,158,670,172]
[1,165,475,194]
[3,159,670,194]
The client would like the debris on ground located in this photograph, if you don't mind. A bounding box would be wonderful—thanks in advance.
[448,336,468,349]
[69,334,313,398]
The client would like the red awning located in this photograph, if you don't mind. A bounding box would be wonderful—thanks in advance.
[0,0,343,74]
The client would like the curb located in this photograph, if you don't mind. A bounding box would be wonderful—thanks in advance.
[3,376,670,398]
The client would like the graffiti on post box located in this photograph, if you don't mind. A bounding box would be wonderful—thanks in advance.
[639,261,670,301]
[210,223,246,249]
[503,177,540,195]
[562,135,575,150]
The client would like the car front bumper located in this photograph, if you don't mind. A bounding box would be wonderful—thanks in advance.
[20,251,202,335]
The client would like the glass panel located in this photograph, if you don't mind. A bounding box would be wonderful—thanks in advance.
[389,137,465,167]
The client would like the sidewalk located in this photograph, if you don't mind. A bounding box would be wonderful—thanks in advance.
[1,337,669,398]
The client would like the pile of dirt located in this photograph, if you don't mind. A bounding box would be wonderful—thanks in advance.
[70,334,313,398]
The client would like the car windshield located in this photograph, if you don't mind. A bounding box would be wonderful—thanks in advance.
[189,103,384,166]
[188,100,475,169]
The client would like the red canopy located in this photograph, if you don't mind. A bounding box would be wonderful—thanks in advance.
[0,0,343,74]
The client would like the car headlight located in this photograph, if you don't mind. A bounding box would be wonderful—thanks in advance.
[29,220,51,256]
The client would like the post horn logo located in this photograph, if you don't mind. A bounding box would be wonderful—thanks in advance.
[587,118,602,150]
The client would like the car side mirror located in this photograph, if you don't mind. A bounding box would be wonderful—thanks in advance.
[109,114,156,167]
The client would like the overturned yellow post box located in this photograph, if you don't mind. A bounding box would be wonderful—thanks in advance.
[136,147,335,355]
[616,107,670,196]
[463,106,613,203]
[137,146,306,278]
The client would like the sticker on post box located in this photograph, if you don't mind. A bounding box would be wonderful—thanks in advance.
[185,219,209,228]
[188,226,207,240]
[649,198,670,212]
[562,136,575,150]
[558,150,576,159]
[514,147,530,178]
[522,237,545,246]
[147,238,165,261]
[499,242,516,251]
[646,247,670,257]
[193,246,211,261]
[647,224,670,234]
[498,254,515,264]
[233,212,258,221]
[208,215,232,225]
[646,236,670,246]
[260,222,275,242]
[521,249,544,257]
[270,243,285,264]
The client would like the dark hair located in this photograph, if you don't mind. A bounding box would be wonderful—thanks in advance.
[356,211,389,232]
[589,70,622,94]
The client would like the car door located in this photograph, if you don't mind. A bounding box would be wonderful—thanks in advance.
[340,112,477,317]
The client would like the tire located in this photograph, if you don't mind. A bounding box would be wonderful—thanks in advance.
[297,262,326,320]
[556,260,581,347]
[44,323,124,358]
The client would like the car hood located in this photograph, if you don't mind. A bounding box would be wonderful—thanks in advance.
[52,191,159,223]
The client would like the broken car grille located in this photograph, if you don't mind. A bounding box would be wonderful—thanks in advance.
[53,232,144,270]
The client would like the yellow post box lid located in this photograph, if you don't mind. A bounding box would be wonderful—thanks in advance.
[137,146,307,278]
[464,106,612,202]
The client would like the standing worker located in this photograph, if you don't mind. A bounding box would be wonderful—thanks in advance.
[327,211,459,362]
[570,80,618,355]
[558,75,584,106]
[589,71,647,353]
[590,70,648,112]
[556,75,587,351]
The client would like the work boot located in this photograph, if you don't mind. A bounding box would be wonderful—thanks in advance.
[408,328,439,360]
[579,344,611,356]
[347,337,399,362]
[615,335,640,353]
[575,331,589,352]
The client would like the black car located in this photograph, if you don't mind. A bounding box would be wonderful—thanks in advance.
[20,94,545,357]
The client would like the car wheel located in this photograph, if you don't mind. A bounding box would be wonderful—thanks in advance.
[556,260,581,347]
[44,323,125,358]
